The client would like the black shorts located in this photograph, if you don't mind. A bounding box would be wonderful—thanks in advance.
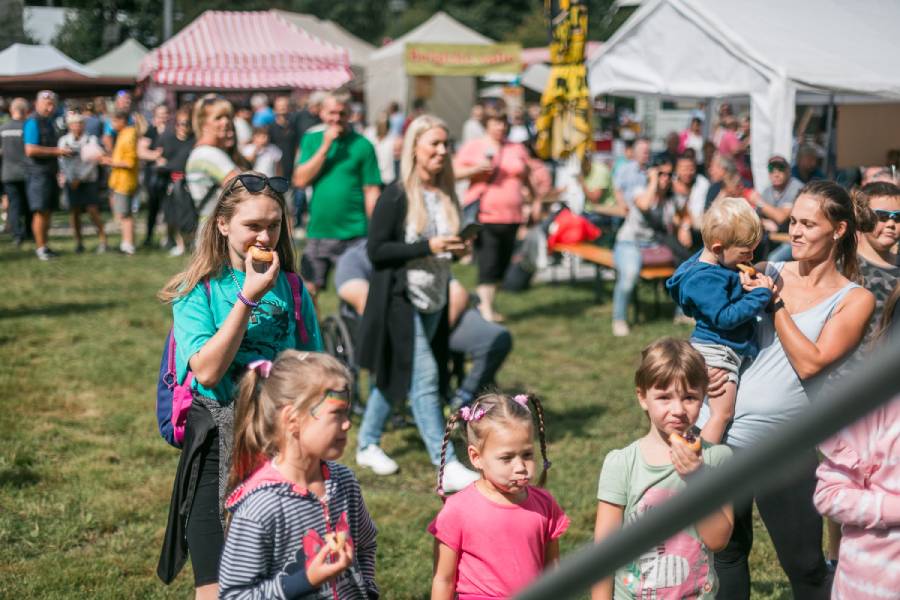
[475,223,519,284]
[184,428,224,586]
[27,173,59,212]
[65,181,100,208]
[301,237,363,289]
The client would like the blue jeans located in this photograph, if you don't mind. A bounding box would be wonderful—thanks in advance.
[358,310,455,466]
[612,240,646,322]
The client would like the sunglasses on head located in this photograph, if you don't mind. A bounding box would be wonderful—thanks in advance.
[226,173,290,195]
[874,209,900,222]
[767,162,788,173]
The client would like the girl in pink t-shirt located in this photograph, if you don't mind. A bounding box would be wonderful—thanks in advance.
[429,393,569,600]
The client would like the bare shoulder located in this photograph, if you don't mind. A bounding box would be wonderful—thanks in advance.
[843,285,876,309]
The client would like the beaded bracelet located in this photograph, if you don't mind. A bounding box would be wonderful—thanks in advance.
[237,292,259,308]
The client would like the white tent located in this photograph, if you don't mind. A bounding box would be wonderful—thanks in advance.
[86,39,148,79]
[365,12,494,139]
[0,43,96,78]
[273,10,374,70]
[588,0,900,184]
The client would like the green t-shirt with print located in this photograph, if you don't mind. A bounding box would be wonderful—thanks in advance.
[298,130,381,240]
[597,439,732,600]
[173,269,323,406]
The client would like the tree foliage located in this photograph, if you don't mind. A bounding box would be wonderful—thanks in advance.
[45,0,622,64]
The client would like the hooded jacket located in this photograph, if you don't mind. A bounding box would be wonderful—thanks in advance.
[666,251,772,357]
[219,460,378,600]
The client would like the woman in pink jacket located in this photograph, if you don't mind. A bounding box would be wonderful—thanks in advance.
[814,283,900,600]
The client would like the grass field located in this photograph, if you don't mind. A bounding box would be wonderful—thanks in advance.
[0,225,793,599]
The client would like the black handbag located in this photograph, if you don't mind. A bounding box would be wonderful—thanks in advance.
[165,180,199,234]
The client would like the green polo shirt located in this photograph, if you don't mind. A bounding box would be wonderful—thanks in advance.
[298,130,381,239]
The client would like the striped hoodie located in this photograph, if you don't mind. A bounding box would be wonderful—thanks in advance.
[814,395,900,600]
[219,460,378,600]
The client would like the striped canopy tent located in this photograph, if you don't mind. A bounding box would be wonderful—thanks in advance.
[138,10,352,90]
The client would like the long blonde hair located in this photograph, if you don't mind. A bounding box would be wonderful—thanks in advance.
[158,172,297,302]
[192,94,233,138]
[400,115,460,236]
[228,351,351,494]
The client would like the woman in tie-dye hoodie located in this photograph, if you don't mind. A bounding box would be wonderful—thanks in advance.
[814,285,900,600]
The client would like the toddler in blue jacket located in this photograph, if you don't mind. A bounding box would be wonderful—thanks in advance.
[666,197,775,443]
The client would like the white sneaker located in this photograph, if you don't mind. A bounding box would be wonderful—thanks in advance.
[441,461,480,493]
[119,242,136,256]
[356,445,399,475]
[612,320,630,337]
[168,245,185,257]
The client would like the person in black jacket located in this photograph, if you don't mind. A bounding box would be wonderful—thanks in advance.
[356,115,480,492]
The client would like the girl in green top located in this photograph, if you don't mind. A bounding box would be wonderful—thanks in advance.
[592,338,734,600]
[158,171,322,600]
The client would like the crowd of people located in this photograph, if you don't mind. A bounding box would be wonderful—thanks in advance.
[3,85,899,599]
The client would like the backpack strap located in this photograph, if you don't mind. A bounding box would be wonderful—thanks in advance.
[286,271,309,344]
[166,329,177,387]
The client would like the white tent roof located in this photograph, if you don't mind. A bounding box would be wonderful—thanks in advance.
[366,12,494,139]
[86,39,148,78]
[273,10,374,68]
[0,43,96,77]
[369,11,492,61]
[588,0,900,183]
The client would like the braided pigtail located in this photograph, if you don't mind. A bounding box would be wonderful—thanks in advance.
[436,412,461,498]
[527,395,551,487]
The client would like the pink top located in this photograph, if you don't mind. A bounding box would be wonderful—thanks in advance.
[455,139,532,224]
[717,130,740,158]
[814,395,900,600]
[428,483,569,599]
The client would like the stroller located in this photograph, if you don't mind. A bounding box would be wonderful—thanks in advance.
[320,302,363,409]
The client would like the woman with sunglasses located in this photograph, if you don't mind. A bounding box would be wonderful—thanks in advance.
[356,115,480,492]
[854,182,900,319]
[611,157,684,336]
[157,172,322,599]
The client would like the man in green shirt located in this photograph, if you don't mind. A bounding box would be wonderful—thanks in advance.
[294,92,381,295]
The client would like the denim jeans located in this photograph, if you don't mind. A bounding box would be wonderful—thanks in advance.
[357,310,456,466]
[612,240,647,322]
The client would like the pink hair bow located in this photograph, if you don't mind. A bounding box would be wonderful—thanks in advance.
[248,359,273,378]
[460,406,485,422]
[512,394,530,410]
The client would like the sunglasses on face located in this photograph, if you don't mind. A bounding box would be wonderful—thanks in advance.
[768,163,788,173]
[226,173,290,195]
[874,209,900,222]
[176,120,190,127]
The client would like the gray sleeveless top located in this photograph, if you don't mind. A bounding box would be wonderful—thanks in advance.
[723,262,861,448]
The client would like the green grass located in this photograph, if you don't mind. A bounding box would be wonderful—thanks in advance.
[0,225,793,598]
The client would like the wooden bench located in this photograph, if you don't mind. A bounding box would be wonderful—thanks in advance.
[551,242,676,318]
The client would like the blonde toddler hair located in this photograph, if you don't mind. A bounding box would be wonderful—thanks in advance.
[701,197,763,249]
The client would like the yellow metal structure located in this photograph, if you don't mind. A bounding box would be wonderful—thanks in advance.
[535,0,593,161]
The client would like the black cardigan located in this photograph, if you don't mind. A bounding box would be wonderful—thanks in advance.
[357,182,451,404]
